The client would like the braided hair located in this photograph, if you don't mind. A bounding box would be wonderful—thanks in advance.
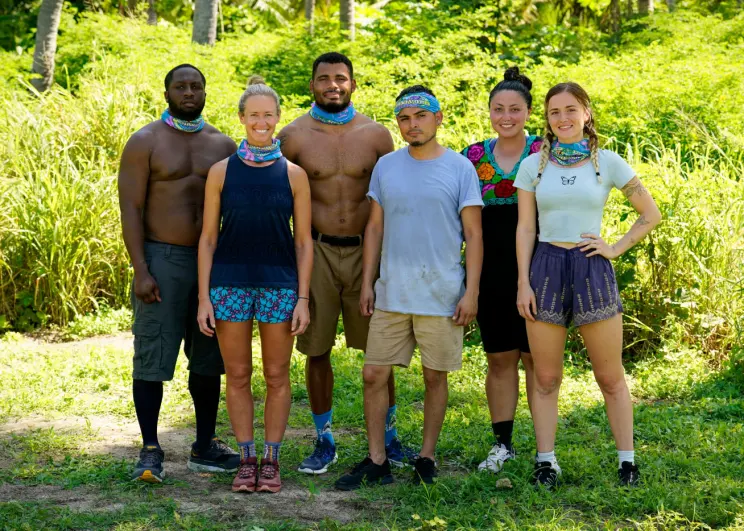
[533,82,601,187]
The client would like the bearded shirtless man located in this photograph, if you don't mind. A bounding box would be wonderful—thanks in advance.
[278,53,415,474]
[118,64,239,483]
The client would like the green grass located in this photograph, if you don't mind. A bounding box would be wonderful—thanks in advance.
[1,332,743,529]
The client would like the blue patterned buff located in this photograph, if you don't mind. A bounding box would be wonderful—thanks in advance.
[237,138,282,163]
[309,102,357,125]
[394,92,441,116]
[550,139,591,166]
[161,109,205,133]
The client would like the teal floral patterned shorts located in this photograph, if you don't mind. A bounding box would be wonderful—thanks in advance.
[210,287,297,323]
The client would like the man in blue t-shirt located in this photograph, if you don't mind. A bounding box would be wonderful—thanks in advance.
[335,85,484,491]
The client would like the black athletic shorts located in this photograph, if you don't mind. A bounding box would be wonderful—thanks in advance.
[476,205,530,354]
[131,241,224,381]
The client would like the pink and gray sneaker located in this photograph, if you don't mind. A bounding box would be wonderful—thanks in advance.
[256,459,281,493]
[232,457,258,493]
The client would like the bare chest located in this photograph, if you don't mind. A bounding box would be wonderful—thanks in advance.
[295,129,379,182]
[149,134,225,182]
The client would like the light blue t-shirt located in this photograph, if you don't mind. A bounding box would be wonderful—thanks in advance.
[367,147,484,316]
[514,149,636,243]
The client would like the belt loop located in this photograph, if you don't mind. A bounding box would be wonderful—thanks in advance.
[317,231,324,244]
[164,244,171,258]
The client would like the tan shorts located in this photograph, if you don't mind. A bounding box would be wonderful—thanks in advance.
[365,309,464,372]
[296,240,372,356]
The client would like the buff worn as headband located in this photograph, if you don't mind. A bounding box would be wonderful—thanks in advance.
[394,92,441,116]
[161,109,205,133]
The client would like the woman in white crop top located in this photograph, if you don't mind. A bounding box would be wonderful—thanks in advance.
[513,82,661,488]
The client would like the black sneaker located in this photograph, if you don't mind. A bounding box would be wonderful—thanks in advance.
[619,461,640,486]
[187,438,240,473]
[413,456,437,485]
[334,457,394,491]
[132,445,165,483]
[533,460,561,489]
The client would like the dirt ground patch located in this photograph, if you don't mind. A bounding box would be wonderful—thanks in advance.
[0,414,369,525]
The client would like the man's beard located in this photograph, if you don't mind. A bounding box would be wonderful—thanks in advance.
[314,94,351,114]
[167,99,205,121]
[408,132,436,147]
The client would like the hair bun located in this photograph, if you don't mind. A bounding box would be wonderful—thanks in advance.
[247,74,266,87]
[504,66,532,91]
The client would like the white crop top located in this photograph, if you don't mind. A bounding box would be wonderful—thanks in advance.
[514,149,636,243]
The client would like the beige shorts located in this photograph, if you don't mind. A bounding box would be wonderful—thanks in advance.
[296,240,372,356]
[365,309,464,372]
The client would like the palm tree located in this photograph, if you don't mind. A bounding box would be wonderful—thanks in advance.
[148,0,158,24]
[339,0,354,41]
[609,0,621,31]
[192,0,219,45]
[31,0,64,92]
[305,0,315,34]
[638,0,653,14]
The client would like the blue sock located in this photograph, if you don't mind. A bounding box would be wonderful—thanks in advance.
[385,405,398,447]
[237,440,256,461]
[312,409,335,446]
[264,441,281,462]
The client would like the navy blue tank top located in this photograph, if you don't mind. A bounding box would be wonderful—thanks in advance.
[210,154,298,290]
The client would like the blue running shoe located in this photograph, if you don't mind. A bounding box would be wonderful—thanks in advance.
[297,438,338,475]
[386,437,418,468]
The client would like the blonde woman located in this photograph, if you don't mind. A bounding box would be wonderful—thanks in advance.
[514,82,660,488]
[197,76,313,493]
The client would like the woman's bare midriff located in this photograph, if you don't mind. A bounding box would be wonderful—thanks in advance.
[545,241,579,249]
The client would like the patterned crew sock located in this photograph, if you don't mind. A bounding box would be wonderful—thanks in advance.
[618,450,635,469]
[237,441,256,461]
[491,420,514,451]
[264,441,281,462]
[312,409,335,446]
[385,405,398,447]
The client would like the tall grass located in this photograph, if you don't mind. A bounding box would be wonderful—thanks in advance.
[0,12,742,361]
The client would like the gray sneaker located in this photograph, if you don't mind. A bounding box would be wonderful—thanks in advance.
[133,445,165,483]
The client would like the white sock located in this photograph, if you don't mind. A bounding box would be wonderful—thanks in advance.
[537,450,556,464]
[618,450,635,468]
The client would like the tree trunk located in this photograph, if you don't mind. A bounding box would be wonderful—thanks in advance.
[31,0,64,93]
[626,0,634,14]
[192,0,219,45]
[305,0,315,35]
[609,0,620,31]
[147,0,157,24]
[339,0,354,41]
[665,0,675,10]
[638,0,654,14]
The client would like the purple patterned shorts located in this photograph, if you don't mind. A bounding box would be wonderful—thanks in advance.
[210,287,297,323]
[529,243,623,327]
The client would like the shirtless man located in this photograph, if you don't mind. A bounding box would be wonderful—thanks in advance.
[118,64,239,483]
[278,52,414,474]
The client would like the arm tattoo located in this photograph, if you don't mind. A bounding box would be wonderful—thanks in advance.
[621,177,649,199]
[635,215,650,226]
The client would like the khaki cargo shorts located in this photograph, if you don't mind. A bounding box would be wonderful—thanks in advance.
[365,309,464,372]
[296,238,372,356]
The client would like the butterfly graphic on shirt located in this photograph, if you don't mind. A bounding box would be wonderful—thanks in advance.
[561,175,577,186]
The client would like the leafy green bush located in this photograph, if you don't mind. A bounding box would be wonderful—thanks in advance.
[0,8,741,362]
[63,306,132,340]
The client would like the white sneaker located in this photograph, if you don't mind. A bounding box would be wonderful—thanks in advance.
[477,444,515,473]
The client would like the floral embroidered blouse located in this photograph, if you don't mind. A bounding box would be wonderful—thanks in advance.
[461,135,543,207]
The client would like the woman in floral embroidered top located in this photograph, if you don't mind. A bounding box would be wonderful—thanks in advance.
[461,67,541,476]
